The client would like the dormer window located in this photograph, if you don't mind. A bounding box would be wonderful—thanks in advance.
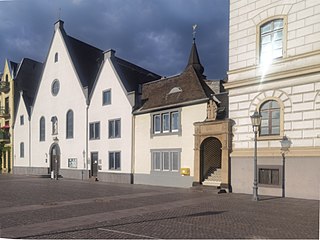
[54,52,58,63]
[260,19,283,64]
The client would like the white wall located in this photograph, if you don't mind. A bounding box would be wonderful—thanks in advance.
[88,58,133,174]
[31,28,87,170]
[13,94,29,167]
[134,103,207,176]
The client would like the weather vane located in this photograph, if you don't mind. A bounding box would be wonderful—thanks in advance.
[58,7,62,20]
[192,24,197,41]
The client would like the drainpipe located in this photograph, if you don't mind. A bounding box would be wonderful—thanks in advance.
[86,104,89,173]
[131,114,135,184]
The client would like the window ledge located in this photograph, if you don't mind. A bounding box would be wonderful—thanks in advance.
[258,135,283,141]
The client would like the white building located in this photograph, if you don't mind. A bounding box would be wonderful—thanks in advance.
[13,20,160,181]
[225,0,320,200]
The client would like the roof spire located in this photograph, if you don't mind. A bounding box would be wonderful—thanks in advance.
[192,24,197,42]
[186,24,204,76]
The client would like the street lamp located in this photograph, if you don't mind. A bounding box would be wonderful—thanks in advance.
[280,135,292,198]
[250,110,262,201]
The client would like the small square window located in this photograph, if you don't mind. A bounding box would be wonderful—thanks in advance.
[103,90,111,105]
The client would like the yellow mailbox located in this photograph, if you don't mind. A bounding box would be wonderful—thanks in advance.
[181,168,190,176]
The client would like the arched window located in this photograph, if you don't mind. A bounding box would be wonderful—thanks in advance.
[260,19,283,64]
[40,117,45,141]
[66,110,74,139]
[5,74,8,82]
[260,100,280,136]
[20,142,24,158]
[54,52,58,63]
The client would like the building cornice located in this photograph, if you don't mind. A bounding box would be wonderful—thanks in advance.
[225,50,320,90]
[231,147,320,157]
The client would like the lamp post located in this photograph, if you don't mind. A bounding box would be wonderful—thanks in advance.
[280,136,291,198]
[250,110,262,201]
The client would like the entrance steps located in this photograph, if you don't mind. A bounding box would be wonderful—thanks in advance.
[202,168,222,187]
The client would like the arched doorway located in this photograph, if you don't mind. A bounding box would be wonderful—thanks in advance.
[50,143,60,179]
[200,137,222,183]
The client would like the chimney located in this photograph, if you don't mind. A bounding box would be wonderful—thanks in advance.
[54,20,64,31]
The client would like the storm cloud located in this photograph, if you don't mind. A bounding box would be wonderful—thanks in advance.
[0,0,229,79]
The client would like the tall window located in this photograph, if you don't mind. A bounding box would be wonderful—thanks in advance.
[66,110,74,139]
[89,122,100,140]
[102,89,111,105]
[54,52,58,63]
[109,151,121,170]
[152,110,180,135]
[260,100,280,136]
[151,150,180,172]
[40,117,45,141]
[20,142,24,158]
[108,119,121,138]
[260,19,283,64]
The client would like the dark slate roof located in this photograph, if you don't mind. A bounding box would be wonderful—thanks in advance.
[9,60,19,77]
[137,65,214,112]
[135,39,215,113]
[62,32,104,94]
[111,56,161,93]
[14,58,43,117]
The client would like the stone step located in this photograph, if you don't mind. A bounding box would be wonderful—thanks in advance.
[202,180,221,187]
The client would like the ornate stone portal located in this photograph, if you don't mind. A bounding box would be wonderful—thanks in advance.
[194,101,233,190]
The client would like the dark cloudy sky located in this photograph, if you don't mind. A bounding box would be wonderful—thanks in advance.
[0,0,229,80]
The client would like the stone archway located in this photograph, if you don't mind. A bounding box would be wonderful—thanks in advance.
[200,137,222,182]
[194,119,232,190]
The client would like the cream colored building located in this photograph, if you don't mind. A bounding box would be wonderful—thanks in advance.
[225,0,320,199]
[0,60,18,173]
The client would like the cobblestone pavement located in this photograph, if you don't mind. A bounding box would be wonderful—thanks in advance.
[0,174,318,239]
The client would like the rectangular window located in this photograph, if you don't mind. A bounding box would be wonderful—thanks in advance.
[20,142,24,158]
[102,89,111,105]
[68,158,77,168]
[259,168,280,185]
[151,149,180,172]
[152,110,180,135]
[109,151,121,170]
[108,119,121,138]
[153,114,161,134]
[89,122,100,140]
[20,115,24,126]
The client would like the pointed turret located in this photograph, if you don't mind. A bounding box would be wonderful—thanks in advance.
[186,25,205,77]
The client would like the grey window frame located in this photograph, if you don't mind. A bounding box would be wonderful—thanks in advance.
[102,89,111,106]
[54,52,58,63]
[151,149,181,173]
[151,109,181,136]
[109,151,121,170]
[108,118,121,139]
[89,121,100,140]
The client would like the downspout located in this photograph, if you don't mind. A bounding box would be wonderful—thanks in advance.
[86,103,89,173]
[131,114,135,184]
[28,113,31,170]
